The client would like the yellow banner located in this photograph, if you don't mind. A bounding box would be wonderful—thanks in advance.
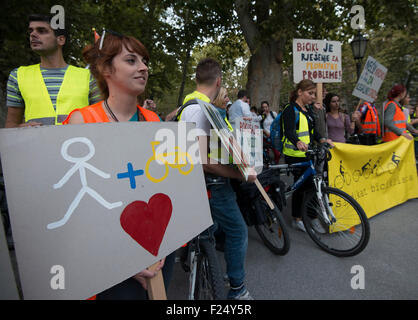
[329,137,418,218]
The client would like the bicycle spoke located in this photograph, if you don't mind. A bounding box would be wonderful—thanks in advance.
[303,187,369,257]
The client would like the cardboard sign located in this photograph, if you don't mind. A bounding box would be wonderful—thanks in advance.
[0,122,212,299]
[197,99,275,209]
[0,212,19,299]
[293,38,342,83]
[329,138,418,218]
[352,56,387,102]
[235,118,263,174]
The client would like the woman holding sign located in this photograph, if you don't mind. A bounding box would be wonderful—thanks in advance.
[282,80,332,232]
[63,30,175,300]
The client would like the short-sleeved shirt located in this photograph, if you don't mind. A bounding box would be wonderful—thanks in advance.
[180,91,211,136]
[6,65,101,109]
[261,111,277,135]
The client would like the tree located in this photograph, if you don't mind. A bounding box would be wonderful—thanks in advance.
[233,0,417,112]
[233,0,350,110]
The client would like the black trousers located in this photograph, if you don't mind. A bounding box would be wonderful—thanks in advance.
[284,155,313,219]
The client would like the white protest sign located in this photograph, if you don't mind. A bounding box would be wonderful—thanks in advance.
[0,212,19,299]
[197,99,275,209]
[197,99,253,180]
[352,56,387,102]
[293,38,342,83]
[0,122,212,299]
[235,118,263,174]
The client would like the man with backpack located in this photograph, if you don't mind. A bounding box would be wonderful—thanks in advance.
[177,58,256,300]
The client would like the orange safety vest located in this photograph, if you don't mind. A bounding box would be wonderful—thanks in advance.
[382,100,406,142]
[361,102,381,136]
[63,101,160,124]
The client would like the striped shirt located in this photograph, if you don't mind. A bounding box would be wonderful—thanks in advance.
[6,65,101,109]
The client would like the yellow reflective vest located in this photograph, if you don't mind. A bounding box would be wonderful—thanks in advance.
[181,91,234,132]
[17,64,90,125]
[283,107,311,158]
[181,91,234,163]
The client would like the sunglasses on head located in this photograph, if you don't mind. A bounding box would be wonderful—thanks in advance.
[98,28,124,50]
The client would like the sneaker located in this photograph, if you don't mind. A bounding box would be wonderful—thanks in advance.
[292,219,306,232]
[228,286,254,300]
[311,218,327,234]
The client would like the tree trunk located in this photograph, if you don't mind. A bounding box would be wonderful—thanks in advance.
[177,48,191,107]
[246,41,283,111]
[234,0,284,111]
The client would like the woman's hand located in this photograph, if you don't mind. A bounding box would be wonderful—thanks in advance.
[19,121,42,127]
[323,138,334,148]
[144,99,156,111]
[296,140,308,152]
[312,102,323,110]
[133,258,165,290]
[401,132,413,140]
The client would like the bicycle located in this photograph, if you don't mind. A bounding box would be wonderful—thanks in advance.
[269,144,370,257]
[178,231,225,300]
[233,168,290,255]
[145,141,194,183]
[177,178,226,300]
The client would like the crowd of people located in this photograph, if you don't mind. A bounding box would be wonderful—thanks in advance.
[3,13,418,301]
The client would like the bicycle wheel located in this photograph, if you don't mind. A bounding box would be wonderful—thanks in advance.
[254,195,290,255]
[302,186,370,257]
[194,240,225,300]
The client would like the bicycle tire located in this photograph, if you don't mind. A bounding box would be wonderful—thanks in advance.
[254,195,290,255]
[194,240,225,300]
[302,186,370,257]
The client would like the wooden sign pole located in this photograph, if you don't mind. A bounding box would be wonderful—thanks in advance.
[146,262,167,300]
[316,83,323,104]
[355,99,363,111]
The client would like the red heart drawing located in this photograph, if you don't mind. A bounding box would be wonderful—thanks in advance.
[120,193,172,256]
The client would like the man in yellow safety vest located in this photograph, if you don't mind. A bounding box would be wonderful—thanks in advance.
[5,13,100,128]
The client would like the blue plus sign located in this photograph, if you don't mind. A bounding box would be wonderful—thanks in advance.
[117,162,144,189]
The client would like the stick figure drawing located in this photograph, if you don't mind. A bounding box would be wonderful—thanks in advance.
[47,137,123,230]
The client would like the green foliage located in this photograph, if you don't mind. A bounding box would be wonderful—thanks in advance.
[0,0,416,122]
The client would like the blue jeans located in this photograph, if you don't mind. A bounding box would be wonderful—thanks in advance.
[207,178,248,288]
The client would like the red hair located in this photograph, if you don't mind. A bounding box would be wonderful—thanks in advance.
[83,33,149,99]
[387,84,406,100]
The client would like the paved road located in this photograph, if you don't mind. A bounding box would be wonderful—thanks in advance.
[168,198,418,300]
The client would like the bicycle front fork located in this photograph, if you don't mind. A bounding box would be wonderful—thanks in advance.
[313,177,336,225]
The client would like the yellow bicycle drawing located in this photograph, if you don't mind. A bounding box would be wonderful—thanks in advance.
[145,141,194,183]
